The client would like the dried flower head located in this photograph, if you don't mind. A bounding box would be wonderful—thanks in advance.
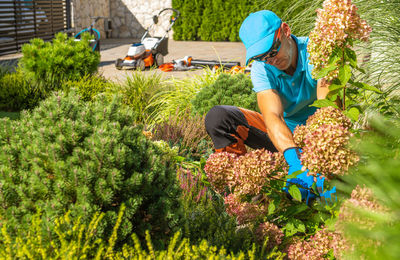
[255,222,284,249]
[308,0,372,80]
[287,228,347,260]
[204,152,238,193]
[293,107,358,178]
[338,185,386,230]
[224,193,268,225]
[233,149,288,195]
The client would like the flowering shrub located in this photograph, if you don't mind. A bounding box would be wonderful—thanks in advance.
[338,185,386,230]
[177,166,210,203]
[308,0,371,81]
[224,193,268,225]
[204,152,238,193]
[233,149,287,196]
[255,222,284,250]
[293,107,358,178]
[287,228,347,260]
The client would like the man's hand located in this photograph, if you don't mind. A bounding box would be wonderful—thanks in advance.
[283,147,337,205]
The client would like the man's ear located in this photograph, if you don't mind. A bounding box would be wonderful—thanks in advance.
[281,23,291,38]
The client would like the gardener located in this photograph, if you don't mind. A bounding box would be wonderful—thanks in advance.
[204,10,336,203]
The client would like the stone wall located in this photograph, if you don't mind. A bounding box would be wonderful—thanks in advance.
[72,0,173,39]
[71,0,110,38]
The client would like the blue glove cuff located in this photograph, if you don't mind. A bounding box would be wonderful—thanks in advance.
[283,147,302,166]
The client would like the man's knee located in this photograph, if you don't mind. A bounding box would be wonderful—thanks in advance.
[204,105,232,134]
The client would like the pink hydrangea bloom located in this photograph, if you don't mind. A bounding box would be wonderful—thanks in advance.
[287,228,347,260]
[293,107,358,178]
[255,222,284,249]
[308,0,372,80]
[233,149,287,196]
[224,193,268,225]
[204,152,238,193]
[338,185,386,230]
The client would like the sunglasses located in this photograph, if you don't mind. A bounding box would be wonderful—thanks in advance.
[251,28,282,62]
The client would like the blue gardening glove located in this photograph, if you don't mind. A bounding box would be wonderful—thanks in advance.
[283,147,337,205]
[283,147,316,204]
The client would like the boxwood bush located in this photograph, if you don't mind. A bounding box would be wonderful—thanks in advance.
[0,91,182,247]
[191,73,258,115]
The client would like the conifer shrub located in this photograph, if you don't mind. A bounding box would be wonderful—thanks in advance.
[191,73,257,116]
[0,69,39,111]
[0,91,182,247]
[19,32,100,97]
[0,206,269,259]
[63,74,116,102]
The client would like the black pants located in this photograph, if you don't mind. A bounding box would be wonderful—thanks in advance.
[204,105,277,155]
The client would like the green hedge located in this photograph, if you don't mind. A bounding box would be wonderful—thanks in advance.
[172,0,262,41]
[171,0,305,41]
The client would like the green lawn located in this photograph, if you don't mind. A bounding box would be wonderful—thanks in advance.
[0,111,20,120]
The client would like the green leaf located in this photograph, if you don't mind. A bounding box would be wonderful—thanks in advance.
[315,63,338,80]
[283,219,306,236]
[329,84,344,92]
[355,66,366,74]
[268,201,276,215]
[310,99,339,109]
[344,107,360,121]
[286,170,304,179]
[352,82,383,93]
[345,48,357,68]
[288,185,302,202]
[338,64,352,86]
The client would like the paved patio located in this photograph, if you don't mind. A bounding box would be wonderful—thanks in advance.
[0,38,247,82]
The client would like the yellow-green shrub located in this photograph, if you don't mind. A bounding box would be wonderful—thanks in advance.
[0,205,285,259]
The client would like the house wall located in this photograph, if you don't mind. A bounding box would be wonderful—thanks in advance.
[72,0,173,39]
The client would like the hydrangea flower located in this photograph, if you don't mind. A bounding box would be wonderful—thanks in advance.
[338,185,386,230]
[308,0,372,80]
[233,149,287,196]
[293,107,358,178]
[255,222,284,249]
[224,193,268,225]
[204,152,238,193]
[287,228,347,259]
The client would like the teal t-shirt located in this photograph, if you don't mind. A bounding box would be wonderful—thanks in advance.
[251,35,317,132]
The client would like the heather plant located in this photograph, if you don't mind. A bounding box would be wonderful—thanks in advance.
[0,91,182,248]
[191,73,257,116]
[150,109,213,160]
[19,32,100,98]
[293,106,358,178]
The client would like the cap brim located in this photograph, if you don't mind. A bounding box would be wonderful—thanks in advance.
[245,33,275,66]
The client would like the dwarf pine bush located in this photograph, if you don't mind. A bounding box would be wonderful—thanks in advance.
[0,91,182,247]
[191,73,257,115]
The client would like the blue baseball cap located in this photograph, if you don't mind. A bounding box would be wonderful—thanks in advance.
[239,10,282,65]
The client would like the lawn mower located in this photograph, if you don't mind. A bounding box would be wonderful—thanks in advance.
[115,8,180,70]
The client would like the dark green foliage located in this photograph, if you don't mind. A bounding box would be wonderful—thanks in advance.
[182,194,256,253]
[191,73,258,115]
[19,33,100,97]
[0,91,182,248]
[0,69,40,111]
[172,0,261,41]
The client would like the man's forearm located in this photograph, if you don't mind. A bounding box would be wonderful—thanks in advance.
[263,113,296,153]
